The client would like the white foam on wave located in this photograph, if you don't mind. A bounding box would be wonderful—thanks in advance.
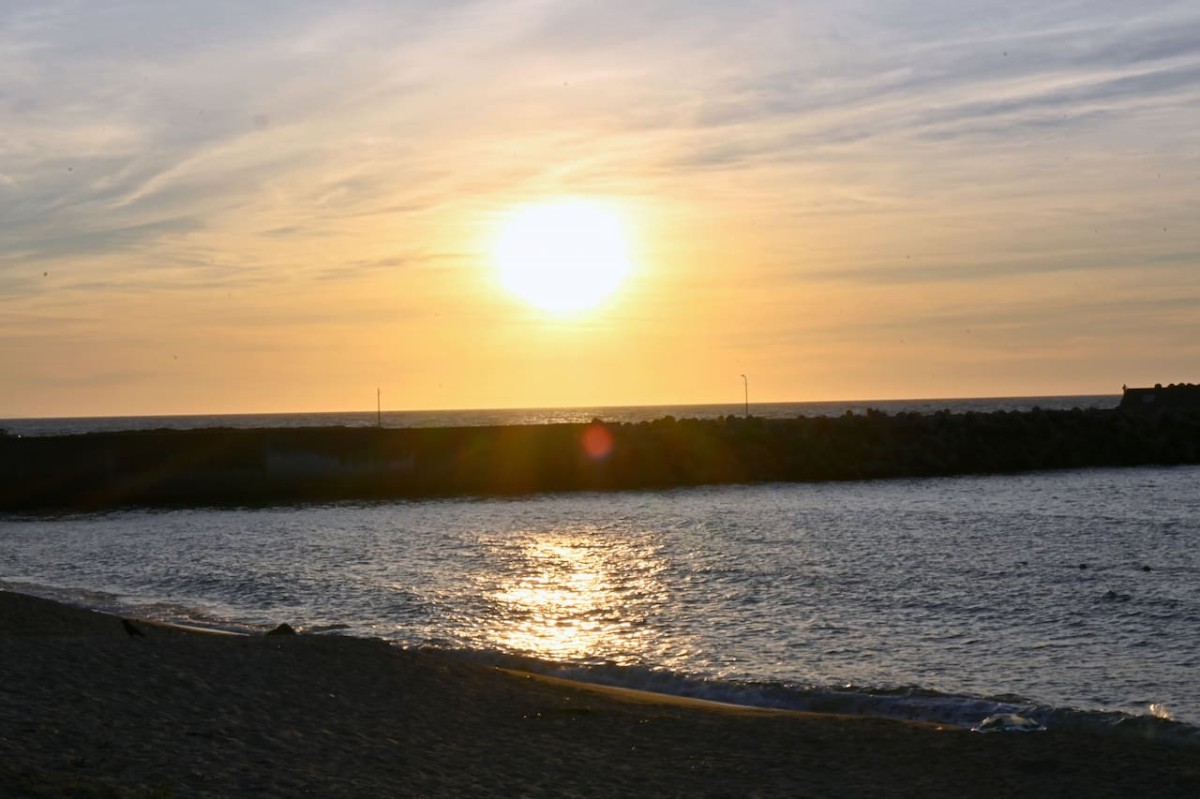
[1149,703,1174,720]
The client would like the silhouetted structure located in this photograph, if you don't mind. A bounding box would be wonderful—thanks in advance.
[1120,382,1200,412]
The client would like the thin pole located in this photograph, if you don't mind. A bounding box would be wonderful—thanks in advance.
[377,388,382,428]
[741,374,748,418]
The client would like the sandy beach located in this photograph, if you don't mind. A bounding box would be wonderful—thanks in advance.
[1,591,1196,798]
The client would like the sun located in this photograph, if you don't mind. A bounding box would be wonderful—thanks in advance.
[492,199,633,314]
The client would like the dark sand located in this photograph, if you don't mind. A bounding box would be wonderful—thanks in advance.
[1,591,1197,797]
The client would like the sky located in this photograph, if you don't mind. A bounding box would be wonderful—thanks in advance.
[2,0,1198,418]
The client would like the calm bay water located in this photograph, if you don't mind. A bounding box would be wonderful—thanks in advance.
[3,459,1197,736]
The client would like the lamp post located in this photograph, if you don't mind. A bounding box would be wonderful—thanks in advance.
[740,374,748,418]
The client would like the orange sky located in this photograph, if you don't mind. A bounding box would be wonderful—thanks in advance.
[2,2,1198,418]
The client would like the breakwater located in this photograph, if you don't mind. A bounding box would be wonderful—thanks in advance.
[3,407,1199,510]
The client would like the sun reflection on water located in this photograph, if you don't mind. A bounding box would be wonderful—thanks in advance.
[480,528,667,663]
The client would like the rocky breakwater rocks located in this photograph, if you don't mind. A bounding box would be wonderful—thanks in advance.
[2,406,1198,510]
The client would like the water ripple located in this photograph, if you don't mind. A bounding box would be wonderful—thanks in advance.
[3,464,1197,727]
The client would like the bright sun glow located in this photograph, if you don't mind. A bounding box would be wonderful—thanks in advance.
[493,199,633,314]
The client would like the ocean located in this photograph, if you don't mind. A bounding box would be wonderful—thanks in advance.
[0,393,1117,437]
[4,395,1198,741]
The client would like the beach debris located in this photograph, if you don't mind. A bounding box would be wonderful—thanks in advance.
[121,619,146,638]
[972,713,1045,733]
[266,623,297,636]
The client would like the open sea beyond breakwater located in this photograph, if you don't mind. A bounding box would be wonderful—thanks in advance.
[0,394,1117,437]
[2,400,1197,741]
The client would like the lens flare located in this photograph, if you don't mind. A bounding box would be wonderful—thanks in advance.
[582,423,614,461]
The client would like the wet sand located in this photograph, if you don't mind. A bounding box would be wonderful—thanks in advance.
[1,591,1197,797]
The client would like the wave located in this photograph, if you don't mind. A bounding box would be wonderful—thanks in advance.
[442,648,1200,747]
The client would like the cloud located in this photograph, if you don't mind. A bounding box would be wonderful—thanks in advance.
[313,255,408,283]
[665,4,1200,163]
[916,60,1200,136]
[1,0,1197,413]
[1,216,202,264]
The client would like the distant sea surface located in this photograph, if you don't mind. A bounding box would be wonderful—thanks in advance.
[7,392,1197,741]
[1,394,1119,437]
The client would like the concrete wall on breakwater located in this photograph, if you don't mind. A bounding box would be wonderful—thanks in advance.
[2,407,1199,511]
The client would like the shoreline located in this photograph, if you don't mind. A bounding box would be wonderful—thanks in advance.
[3,590,1198,797]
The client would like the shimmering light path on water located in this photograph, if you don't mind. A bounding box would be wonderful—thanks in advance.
[2,465,1197,729]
